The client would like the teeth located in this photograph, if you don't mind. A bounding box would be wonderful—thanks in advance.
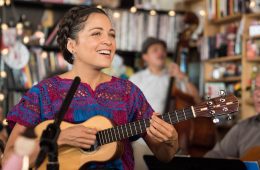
[98,50,111,55]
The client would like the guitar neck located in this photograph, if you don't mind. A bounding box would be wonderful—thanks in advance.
[97,106,195,146]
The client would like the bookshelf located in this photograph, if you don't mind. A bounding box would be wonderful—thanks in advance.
[246,35,260,40]
[13,0,77,10]
[201,0,258,120]
[206,76,241,82]
[1,0,184,115]
[167,1,260,143]
[209,14,242,25]
[241,13,260,119]
[247,58,260,62]
[183,0,204,3]
[13,0,134,10]
[204,55,241,63]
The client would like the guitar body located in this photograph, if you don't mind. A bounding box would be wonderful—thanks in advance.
[35,116,123,170]
[33,94,239,169]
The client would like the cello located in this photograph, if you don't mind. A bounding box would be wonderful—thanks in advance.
[164,12,217,157]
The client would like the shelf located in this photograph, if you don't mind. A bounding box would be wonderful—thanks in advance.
[7,87,29,92]
[246,13,260,18]
[13,0,78,10]
[204,56,242,63]
[206,76,241,82]
[246,35,260,40]
[13,0,134,10]
[247,57,260,62]
[13,0,185,14]
[26,45,60,52]
[182,0,204,4]
[209,14,242,25]
[134,8,185,15]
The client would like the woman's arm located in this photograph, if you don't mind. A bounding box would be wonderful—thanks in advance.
[143,113,179,162]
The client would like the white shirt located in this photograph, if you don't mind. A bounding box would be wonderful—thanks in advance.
[130,68,187,170]
[129,68,170,114]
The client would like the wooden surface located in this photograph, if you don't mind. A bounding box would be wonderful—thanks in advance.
[204,56,241,63]
[209,14,242,25]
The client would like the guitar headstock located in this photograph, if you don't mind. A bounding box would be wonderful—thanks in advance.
[193,92,239,122]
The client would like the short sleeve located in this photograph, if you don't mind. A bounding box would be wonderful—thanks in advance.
[128,82,154,141]
[7,86,42,129]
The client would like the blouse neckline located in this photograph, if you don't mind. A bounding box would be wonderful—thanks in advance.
[55,75,116,93]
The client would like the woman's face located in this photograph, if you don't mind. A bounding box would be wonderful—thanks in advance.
[69,13,116,70]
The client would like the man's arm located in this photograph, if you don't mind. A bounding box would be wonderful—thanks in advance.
[204,125,239,158]
[168,62,201,104]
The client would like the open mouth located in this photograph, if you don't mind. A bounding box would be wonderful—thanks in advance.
[97,50,111,56]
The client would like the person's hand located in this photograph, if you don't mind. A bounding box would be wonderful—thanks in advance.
[147,113,178,146]
[168,62,186,80]
[58,125,97,149]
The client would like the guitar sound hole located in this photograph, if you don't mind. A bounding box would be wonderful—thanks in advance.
[82,145,95,152]
[81,141,99,153]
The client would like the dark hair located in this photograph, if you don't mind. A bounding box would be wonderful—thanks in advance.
[141,37,167,54]
[57,6,108,64]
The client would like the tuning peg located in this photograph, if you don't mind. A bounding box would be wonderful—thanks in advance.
[219,90,226,97]
[206,96,213,106]
[227,114,232,120]
[207,100,213,105]
[213,117,220,124]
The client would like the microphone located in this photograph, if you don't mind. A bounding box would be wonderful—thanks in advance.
[34,76,81,169]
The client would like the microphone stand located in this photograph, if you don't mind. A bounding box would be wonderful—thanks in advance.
[39,123,60,170]
[35,76,81,170]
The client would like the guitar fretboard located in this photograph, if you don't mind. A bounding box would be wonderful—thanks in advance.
[96,107,194,146]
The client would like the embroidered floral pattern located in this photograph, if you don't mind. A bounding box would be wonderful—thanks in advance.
[7,76,154,170]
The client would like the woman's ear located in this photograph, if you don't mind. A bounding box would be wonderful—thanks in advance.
[66,38,76,54]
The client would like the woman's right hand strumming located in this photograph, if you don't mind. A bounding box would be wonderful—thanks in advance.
[57,125,97,149]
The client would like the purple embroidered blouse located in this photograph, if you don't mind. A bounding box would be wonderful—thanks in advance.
[7,76,154,170]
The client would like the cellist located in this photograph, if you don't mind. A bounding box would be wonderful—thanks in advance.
[130,37,200,170]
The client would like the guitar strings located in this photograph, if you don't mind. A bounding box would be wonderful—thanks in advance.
[98,108,193,145]
[97,102,239,145]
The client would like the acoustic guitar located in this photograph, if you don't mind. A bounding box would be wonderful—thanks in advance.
[35,94,239,170]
